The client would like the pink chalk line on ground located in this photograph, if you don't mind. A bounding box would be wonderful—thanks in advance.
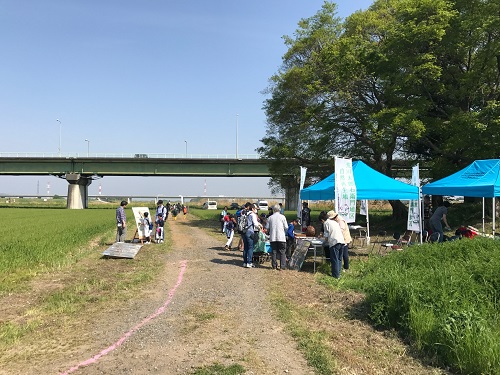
[60,260,188,375]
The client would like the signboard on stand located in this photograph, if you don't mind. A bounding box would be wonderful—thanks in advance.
[288,239,312,270]
[132,207,151,242]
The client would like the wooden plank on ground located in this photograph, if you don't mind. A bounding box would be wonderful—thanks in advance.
[102,242,143,259]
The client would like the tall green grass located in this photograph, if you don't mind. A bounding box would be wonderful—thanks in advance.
[343,238,500,374]
[0,208,125,293]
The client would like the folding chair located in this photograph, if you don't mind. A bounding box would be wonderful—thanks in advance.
[399,230,414,248]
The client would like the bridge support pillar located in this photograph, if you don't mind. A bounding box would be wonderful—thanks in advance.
[285,185,299,213]
[65,174,92,209]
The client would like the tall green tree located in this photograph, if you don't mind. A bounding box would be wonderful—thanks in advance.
[260,0,500,195]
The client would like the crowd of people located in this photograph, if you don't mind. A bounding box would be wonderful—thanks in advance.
[115,199,188,245]
[116,195,457,279]
[220,202,293,270]
[218,202,352,278]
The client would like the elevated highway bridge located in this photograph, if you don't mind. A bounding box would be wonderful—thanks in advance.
[0,154,270,208]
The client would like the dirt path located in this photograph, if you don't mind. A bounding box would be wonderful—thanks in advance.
[3,214,447,375]
[56,216,313,375]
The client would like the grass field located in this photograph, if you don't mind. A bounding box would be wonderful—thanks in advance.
[0,208,118,294]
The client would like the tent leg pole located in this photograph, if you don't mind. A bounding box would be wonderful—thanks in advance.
[493,197,496,237]
[419,190,423,244]
[366,202,370,244]
[483,197,485,234]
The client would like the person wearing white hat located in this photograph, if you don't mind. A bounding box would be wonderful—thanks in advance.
[323,210,345,279]
[333,213,352,272]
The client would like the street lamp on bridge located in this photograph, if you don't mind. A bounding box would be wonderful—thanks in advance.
[85,139,90,157]
[184,140,187,158]
[56,119,62,156]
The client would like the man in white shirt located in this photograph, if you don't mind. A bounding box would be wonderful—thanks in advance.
[323,210,345,279]
[267,204,289,270]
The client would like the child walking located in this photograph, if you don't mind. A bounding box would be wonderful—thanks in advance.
[155,214,165,243]
[140,212,152,244]
[224,215,236,250]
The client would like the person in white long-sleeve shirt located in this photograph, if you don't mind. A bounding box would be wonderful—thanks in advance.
[323,210,345,279]
[267,204,289,270]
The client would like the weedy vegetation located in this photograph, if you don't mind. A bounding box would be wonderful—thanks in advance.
[319,237,500,374]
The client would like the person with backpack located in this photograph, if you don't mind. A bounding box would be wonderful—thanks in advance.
[235,203,249,251]
[156,200,167,221]
[242,204,263,268]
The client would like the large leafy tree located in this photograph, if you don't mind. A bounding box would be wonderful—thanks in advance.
[260,0,500,195]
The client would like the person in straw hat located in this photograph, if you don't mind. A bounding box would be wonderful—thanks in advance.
[323,210,345,279]
[333,213,352,272]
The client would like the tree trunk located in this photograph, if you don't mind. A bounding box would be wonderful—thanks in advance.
[389,200,408,220]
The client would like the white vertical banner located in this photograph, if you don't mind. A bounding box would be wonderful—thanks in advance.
[335,157,356,223]
[407,164,421,231]
[297,166,307,222]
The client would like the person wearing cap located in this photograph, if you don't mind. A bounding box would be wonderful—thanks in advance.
[115,200,128,242]
[268,204,289,270]
[323,210,345,279]
[242,203,263,268]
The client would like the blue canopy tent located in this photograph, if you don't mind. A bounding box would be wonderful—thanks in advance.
[300,160,419,201]
[300,161,419,241]
[422,159,500,234]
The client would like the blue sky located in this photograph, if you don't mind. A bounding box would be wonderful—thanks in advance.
[0,0,373,198]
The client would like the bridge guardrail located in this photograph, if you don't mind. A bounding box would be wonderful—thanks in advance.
[0,153,260,159]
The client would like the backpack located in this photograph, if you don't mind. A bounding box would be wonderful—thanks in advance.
[237,210,249,234]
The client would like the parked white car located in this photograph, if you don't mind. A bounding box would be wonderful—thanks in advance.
[202,201,218,210]
[257,200,269,211]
